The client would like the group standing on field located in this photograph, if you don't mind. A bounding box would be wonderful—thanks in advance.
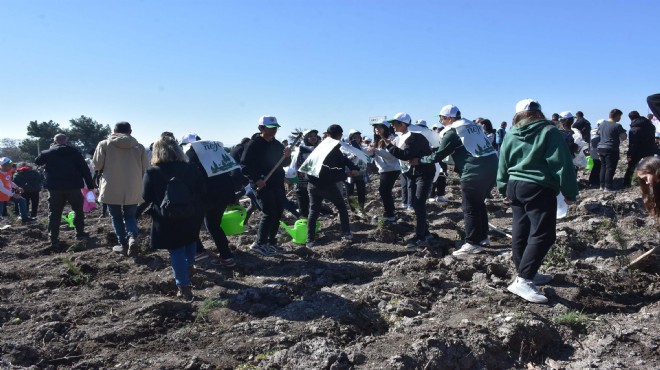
[2,94,660,303]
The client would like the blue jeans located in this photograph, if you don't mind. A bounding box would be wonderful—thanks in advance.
[0,197,28,220]
[107,204,138,246]
[168,242,196,287]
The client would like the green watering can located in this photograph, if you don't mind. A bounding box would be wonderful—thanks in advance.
[221,205,247,236]
[279,218,321,244]
[61,211,75,228]
[586,156,594,170]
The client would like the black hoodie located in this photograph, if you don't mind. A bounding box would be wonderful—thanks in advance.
[628,117,656,159]
[240,135,291,188]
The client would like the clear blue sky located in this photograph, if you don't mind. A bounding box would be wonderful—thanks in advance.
[2,0,659,147]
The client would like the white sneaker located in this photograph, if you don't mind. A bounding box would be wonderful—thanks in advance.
[507,277,548,303]
[452,243,484,256]
[479,238,491,247]
[435,196,449,203]
[532,273,553,285]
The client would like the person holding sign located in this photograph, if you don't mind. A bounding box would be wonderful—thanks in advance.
[415,105,498,257]
[384,112,435,249]
[240,116,292,256]
[302,124,360,247]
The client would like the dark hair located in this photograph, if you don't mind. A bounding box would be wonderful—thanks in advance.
[629,111,641,121]
[576,111,584,118]
[115,121,132,134]
[636,156,660,220]
[551,113,559,121]
[480,119,495,134]
[240,137,251,145]
[609,109,623,120]
[326,124,343,139]
[454,111,462,120]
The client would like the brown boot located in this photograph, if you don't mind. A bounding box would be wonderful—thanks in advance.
[177,286,193,301]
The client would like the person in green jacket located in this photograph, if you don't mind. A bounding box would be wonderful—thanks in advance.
[412,104,498,256]
[497,99,578,304]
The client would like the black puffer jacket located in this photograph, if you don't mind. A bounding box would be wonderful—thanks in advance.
[35,144,95,191]
[628,117,657,159]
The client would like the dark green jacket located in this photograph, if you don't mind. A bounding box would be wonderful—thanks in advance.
[496,119,578,201]
[13,166,43,192]
[422,127,498,183]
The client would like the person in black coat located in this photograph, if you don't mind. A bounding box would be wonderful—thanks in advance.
[35,133,96,247]
[143,136,205,300]
[623,111,657,187]
[385,112,435,248]
[306,124,360,247]
[240,116,292,256]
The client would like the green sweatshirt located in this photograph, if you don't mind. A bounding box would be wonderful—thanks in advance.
[496,119,578,201]
[422,127,498,183]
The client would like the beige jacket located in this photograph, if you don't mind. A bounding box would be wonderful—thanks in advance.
[93,133,147,205]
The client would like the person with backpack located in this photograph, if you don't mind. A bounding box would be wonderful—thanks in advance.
[143,135,205,301]
[240,116,292,256]
[12,162,43,218]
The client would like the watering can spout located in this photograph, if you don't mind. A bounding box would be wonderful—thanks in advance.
[279,220,295,237]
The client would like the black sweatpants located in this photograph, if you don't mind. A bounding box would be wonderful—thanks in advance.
[407,173,434,240]
[346,177,366,209]
[598,149,619,190]
[295,183,310,218]
[379,171,399,218]
[506,180,557,280]
[588,159,601,187]
[461,179,493,245]
[47,189,85,242]
[307,182,350,242]
[430,162,448,197]
[255,185,286,245]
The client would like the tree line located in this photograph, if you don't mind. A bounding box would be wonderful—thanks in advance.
[0,116,111,162]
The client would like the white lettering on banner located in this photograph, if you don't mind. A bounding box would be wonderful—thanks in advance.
[369,116,387,124]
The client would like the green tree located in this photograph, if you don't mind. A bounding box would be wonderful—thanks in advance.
[68,115,111,155]
[0,138,33,162]
[20,120,64,156]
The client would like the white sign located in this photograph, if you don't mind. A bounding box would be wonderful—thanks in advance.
[190,140,240,177]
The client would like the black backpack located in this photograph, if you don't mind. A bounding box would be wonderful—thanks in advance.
[157,167,196,220]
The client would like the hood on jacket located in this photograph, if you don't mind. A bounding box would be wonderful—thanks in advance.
[631,117,652,128]
[108,133,140,149]
[509,119,553,142]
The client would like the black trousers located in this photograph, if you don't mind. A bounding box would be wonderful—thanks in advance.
[430,162,448,197]
[346,177,366,208]
[461,179,492,244]
[506,180,557,280]
[16,191,40,217]
[307,182,350,241]
[407,173,434,240]
[295,183,310,218]
[379,171,399,218]
[255,185,286,245]
[47,189,85,242]
[400,174,410,205]
[623,156,642,188]
[588,159,601,187]
[598,149,619,190]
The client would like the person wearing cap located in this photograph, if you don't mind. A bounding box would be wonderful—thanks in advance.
[557,112,579,158]
[0,157,32,224]
[292,129,320,218]
[497,99,578,303]
[384,112,435,249]
[35,134,97,246]
[305,124,360,247]
[93,121,148,256]
[572,111,591,142]
[240,116,292,256]
[588,119,605,188]
[370,119,400,224]
[597,109,627,191]
[416,105,498,256]
[623,111,656,188]
[344,129,368,217]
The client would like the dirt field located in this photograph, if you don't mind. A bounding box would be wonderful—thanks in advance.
[1,168,658,369]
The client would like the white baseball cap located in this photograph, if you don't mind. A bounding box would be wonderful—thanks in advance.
[515,99,542,114]
[0,157,12,166]
[559,111,574,120]
[439,105,460,118]
[370,118,391,128]
[181,133,198,144]
[388,112,412,125]
[258,116,280,128]
[416,119,428,127]
[348,129,361,138]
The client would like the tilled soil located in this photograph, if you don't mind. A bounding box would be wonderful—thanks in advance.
[1,169,658,369]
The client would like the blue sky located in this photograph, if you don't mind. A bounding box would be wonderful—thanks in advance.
[1,0,659,147]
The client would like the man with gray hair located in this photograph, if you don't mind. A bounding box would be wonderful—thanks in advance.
[93,122,147,256]
[35,133,96,248]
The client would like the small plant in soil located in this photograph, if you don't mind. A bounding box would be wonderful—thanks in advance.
[195,297,229,323]
[60,257,87,284]
[555,310,589,329]
[543,242,572,268]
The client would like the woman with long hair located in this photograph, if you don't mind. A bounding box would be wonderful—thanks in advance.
[143,136,205,300]
[636,156,660,219]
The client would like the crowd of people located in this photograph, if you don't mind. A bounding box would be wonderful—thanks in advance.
[1,94,659,303]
